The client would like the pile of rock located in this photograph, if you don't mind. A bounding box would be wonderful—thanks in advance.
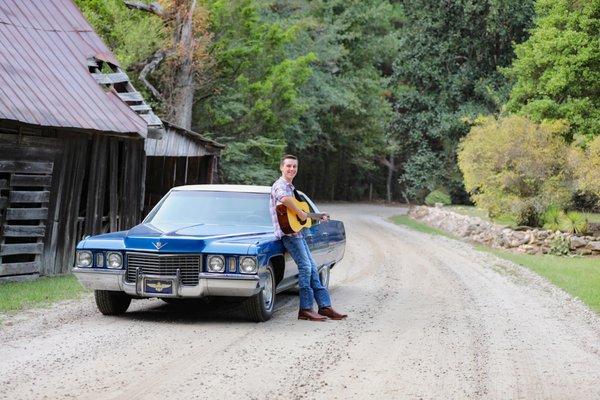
[408,205,600,256]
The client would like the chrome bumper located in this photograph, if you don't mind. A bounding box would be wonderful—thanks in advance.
[73,268,262,298]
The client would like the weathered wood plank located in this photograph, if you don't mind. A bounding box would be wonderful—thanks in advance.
[11,174,52,187]
[0,179,6,189]
[6,208,48,220]
[0,261,40,276]
[3,225,46,237]
[9,191,50,203]
[116,92,143,102]
[0,197,6,210]
[109,139,119,232]
[0,243,44,256]
[91,72,129,85]
[130,104,151,112]
[0,160,53,174]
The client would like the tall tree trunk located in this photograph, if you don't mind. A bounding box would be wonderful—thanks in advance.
[386,156,394,203]
[168,0,196,130]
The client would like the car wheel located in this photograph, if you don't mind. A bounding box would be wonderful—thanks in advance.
[244,264,275,322]
[319,265,331,289]
[94,290,131,315]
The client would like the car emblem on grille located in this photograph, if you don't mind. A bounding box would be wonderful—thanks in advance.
[147,281,172,292]
[153,241,166,250]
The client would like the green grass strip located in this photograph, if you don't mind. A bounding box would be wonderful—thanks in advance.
[391,214,600,313]
[389,215,457,239]
[0,275,86,313]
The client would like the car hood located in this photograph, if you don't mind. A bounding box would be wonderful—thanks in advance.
[80,222,275,254]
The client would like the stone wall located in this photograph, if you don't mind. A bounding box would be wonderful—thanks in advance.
[408,205,600,256]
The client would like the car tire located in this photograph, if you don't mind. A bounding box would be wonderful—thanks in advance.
[94,290,131,315]
[244,264,275,322]
[319,265,331,289]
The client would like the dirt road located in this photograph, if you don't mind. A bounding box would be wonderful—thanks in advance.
[1,204,599,400]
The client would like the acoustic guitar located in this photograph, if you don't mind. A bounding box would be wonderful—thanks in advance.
[276,192,327,234]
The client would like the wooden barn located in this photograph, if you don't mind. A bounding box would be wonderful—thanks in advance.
[143,121,225,214]
[0,0,168,281]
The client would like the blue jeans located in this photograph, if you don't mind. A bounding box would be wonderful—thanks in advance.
[281,235,331,310]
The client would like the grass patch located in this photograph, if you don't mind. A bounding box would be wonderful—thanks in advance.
[391,214,600,313]
[476,246,600,313]
[389,215,456,239]
[0,275,86,314]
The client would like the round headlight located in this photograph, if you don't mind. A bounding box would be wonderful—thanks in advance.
[207,255,225,273]
[76,251,92,268]
[240,257,257,274]
[107,252,123,269]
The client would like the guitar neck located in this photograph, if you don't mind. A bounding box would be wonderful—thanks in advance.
[307,212,326,220]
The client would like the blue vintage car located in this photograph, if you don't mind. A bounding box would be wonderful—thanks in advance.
[73,185,346,321]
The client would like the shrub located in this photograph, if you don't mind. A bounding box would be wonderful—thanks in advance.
[458,115,573,225]
[569,136,600,200]
[549,235,570,256]
[541,205,563,231]
[425,189,451,206]
[558,211,589,235]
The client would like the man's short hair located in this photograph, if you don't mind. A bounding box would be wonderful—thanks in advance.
[280,154,298,166]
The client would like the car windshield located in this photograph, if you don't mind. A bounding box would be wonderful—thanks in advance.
[146,190,272,226]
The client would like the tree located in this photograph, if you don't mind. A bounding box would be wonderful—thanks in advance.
[458,116,573,224]
[267,0,400,200]
[390,0,534,202]
[504,0,600,143]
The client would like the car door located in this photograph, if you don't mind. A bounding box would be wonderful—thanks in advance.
[297,192,329,266]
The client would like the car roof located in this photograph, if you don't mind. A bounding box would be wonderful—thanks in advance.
[171,184,272,194]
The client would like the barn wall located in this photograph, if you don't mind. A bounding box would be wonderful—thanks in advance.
[0,125,145,281]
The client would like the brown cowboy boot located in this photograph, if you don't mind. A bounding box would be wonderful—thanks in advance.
[298,309,327,321]
[318,306,347,320]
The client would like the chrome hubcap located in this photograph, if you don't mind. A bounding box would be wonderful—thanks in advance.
[263,269,274,310]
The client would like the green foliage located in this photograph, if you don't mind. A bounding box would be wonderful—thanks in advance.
[541,204,563,231]
[458,115,573,223]
[504,0,600,142]
[390,0,535,202]
[193,0,316,183]
[549,235,570,256]
[425,189,452,206]
[569,135,600,200]
[74,0,165,69]
[558,211,589,235]
[275,0,400,200]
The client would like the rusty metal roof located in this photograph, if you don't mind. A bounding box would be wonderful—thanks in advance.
[0,0,148,136]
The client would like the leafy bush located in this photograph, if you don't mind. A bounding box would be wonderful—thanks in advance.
[558,211,589,235]
[541,205,563,231]
[425,189,452,206]
[549,235,570,256]
[569,136,600,201]
[458,116,573,225]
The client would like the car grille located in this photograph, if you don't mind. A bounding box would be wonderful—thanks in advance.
[125,253,201,286]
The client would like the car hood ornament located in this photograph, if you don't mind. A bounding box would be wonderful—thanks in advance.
[153,240,166,250]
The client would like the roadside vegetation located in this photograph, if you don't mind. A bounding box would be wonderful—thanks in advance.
[0,276,86,315]
[391,215,600,313]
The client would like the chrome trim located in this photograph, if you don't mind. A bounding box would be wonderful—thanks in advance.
[73,268,124,291]
[126,252,202,286]
[239,256,258,274]
[106,251,123,269]
[76,250,93,268]
[119,273,261,297]
[206,255,225,273]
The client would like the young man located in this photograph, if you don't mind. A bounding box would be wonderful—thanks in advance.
[270,154,347,321]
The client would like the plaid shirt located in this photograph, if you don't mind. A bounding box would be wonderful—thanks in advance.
[270,177,301,239]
